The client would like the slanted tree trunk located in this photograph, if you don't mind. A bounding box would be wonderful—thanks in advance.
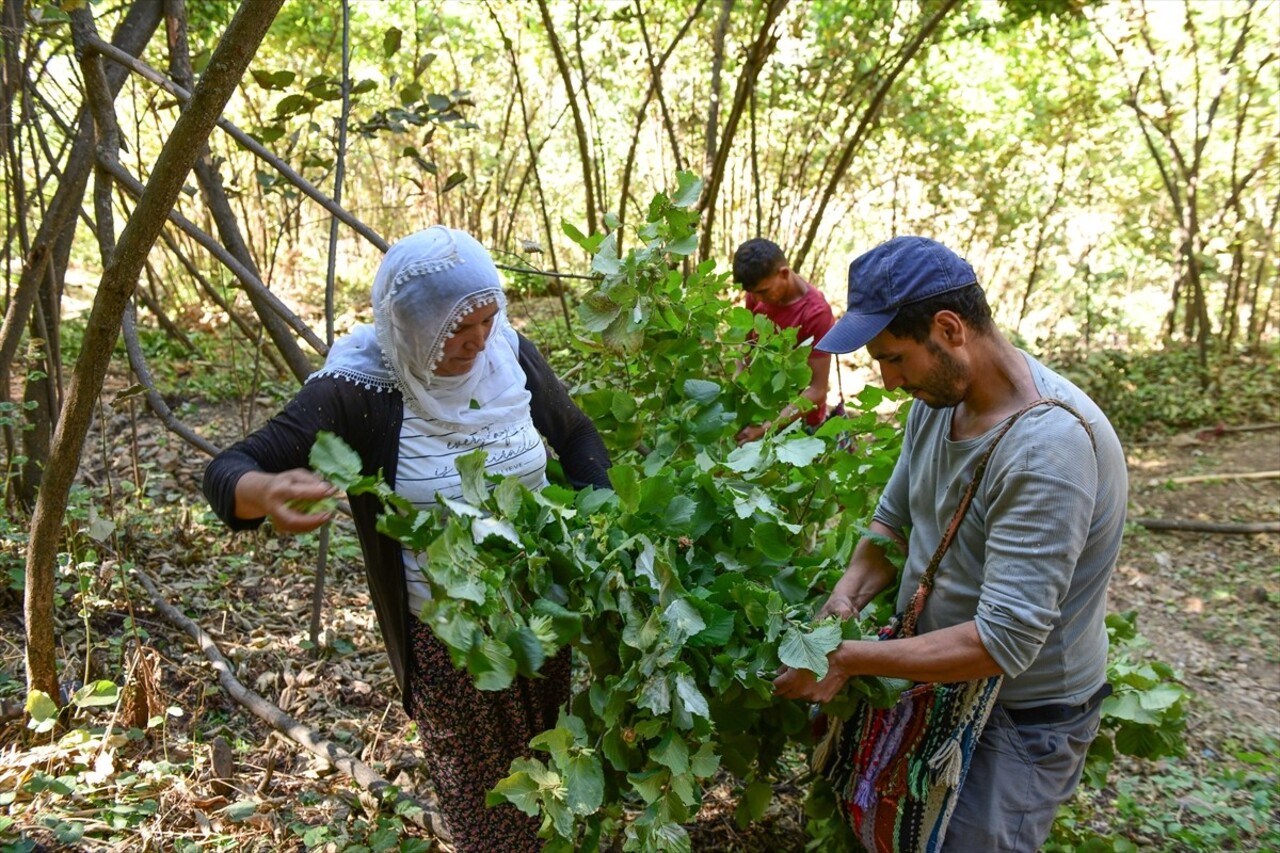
[536,0,598,236]
[698,0,789,263]
[792,0,962,270]
[1246,189,1279,352]
[617,0,704,238]
[1016,144,1071,334]
[1110,1,1256,375]
[634,0,685,175]
[703,0,732,183]
[571,0,608,213]
[311,0,352,653]
[164,0,313,382]
[486,2,572,334]
[25,0,284,703]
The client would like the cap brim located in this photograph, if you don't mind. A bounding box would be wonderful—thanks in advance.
[815,310,896,354]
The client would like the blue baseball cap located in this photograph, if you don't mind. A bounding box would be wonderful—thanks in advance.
[816,236,977,354]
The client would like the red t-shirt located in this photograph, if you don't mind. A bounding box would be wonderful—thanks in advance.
[745,286,835,425]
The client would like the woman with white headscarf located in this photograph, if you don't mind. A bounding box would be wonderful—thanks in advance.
[204,226,611,851]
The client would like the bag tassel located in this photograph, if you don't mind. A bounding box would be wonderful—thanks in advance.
[853,773,878,811]
[812,715,842,777]
[928,734,964,789]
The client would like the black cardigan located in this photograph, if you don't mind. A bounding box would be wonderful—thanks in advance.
[203,335,611,702]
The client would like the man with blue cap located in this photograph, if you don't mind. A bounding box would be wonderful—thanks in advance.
[774,236,1127,850]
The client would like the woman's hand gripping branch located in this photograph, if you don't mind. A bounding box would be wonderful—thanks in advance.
[233,468,338,533]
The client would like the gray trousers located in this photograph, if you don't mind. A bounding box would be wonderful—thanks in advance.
[941,694,1104,852]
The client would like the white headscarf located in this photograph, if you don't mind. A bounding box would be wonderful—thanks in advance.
[311,226,531,431]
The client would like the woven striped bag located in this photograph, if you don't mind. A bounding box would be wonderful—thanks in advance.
[813,400,1092,852]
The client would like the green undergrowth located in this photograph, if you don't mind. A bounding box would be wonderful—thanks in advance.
[1041,340,1280,444]
[1047,610,1278,852]
[60,316,307,411]
[1048,738,1280,852]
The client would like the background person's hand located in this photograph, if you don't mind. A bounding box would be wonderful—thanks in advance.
[735,422,769,445]
[818,592,859,621]
[772,662,849,704]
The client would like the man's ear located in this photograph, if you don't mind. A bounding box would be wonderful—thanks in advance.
[933,310,967,346]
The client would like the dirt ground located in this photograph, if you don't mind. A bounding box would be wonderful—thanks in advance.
[1,411,1277,851]
[1109,428,1279,742]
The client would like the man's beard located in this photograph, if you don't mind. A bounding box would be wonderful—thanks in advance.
[905,339,967,409]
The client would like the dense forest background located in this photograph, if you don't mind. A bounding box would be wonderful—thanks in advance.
[3,0,1277,502]
[0,0,1277,850]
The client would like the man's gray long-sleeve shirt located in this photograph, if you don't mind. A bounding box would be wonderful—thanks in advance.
[873,352,1127,707]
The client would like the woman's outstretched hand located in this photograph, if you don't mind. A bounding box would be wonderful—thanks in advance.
[235,468,338,533]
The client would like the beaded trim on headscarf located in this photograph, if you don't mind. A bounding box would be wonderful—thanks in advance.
[422,289,503,378]
[307,322,397,391]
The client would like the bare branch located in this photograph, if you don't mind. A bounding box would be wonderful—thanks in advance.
[85,31,389,253]
[98,156,327,356]
[26,0,286,701]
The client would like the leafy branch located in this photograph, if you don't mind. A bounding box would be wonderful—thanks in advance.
[306,173,908,849]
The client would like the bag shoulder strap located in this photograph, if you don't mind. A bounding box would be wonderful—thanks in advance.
[899,398,1094,637]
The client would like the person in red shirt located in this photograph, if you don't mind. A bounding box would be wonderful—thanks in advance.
[732,238,837,444]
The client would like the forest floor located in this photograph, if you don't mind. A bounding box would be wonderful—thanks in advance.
[0,391,1277,851]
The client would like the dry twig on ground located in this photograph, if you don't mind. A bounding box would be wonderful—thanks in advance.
[132,566,450,842]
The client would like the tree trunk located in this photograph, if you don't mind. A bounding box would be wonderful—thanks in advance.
[749,85,761,235]
[164,0,313,382]
[0,0,22,112]
[25,0,284,703]
[1120,1,1254,360]
[703,0,732,181]
[155,224,290,377]
[1246,187,1279,351]
[617,0,704,240]
[0,0,25,286]
[571,0,608,211]
[793,0,963,270]
[699,0,789,262]
[536,0,597,236]
[309,0,352,652]
[20,273,57,509]
[634,1,685,174]
[486,2,571,334]
[101,157,326,355]
[1016,145,1071,334]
